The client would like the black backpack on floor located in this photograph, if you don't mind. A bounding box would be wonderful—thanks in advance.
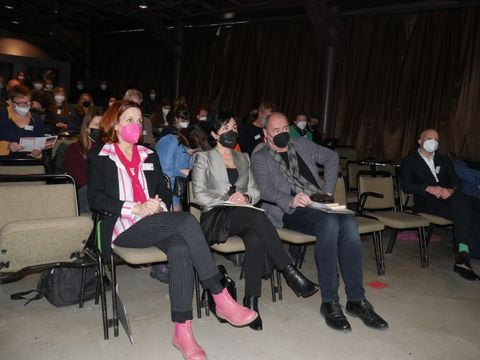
[11,266,98,307]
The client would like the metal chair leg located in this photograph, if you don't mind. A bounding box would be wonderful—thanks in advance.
[386,229,398,254]
[276,269,283,301]
[270,271,276,302]
[372,232,380,275]
[298,245,307,269]
[110,254,119,337]
[98,254,109,340]
[378,231,386,275]
[194,272,201,319]
[79,267,86,308]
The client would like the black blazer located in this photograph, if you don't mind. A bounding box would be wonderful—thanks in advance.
[87,144,172,256]
[400,151,462,212]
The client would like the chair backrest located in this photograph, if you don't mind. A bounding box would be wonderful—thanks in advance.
[375,163,398,178]
[319,176,348,206]
[0,182,78,228]
[358,174,396,210]
[0,164,46,175]
[187,180,201,221]
[346,161,372,191]
[335,146,358,162]
[53,135,78,158]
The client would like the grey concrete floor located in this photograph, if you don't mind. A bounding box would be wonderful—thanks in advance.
[1,229,479,360]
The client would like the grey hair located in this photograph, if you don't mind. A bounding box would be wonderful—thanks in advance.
[123,88,143,102]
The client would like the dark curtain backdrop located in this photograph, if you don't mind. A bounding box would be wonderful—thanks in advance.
[91,7,480,162]
[333,7,480,162]
[91,20,325,120]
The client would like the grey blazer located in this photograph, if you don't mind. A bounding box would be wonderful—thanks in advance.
[251,137,339,227]
[192,148,261,212]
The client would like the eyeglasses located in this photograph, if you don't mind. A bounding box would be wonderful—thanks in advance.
[13,100,32,107]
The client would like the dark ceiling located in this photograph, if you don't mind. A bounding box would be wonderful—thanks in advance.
[1,0,479,37]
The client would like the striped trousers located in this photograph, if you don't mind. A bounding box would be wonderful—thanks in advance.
[115,211,223,322]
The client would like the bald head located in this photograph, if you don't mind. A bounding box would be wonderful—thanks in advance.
[7,78,21,91]
[263,112,290,151]
[418,128,439,154]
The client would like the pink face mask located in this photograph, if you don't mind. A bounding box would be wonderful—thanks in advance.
[119,123,141,144]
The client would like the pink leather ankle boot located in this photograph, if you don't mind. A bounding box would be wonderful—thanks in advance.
[172,320,207,360]
[212,288,258,327]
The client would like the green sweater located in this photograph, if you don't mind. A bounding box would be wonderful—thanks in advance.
[289,125,313,141]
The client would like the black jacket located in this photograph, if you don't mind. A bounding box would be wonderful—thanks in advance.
[87,144,172,257]
[400,151,462,212]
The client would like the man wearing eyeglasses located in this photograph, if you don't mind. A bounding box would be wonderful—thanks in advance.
[0,85,44,159]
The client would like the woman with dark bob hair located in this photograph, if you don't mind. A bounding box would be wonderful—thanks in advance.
[192,110,319,331]
[88,101,257,360]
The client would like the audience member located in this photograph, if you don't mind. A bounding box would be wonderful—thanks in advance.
[251,112,388,332]
[143,89,158,114]
[238,101,275,156]
[0,85,44,159]
[70,80,88,104]
[43,78,55,94]
[47,86,76,133]
[31,79,44,91]
[72,93,96,130]
[64,111,102,213]
[289,113,313,141]
[0,78,22,107]
[308,114,324,145]
[92,80,110,108]
[123,88,154,146]
[31,90,52,128]
[192,110,318,331]
[401,129,479,281]
[88,100,257,360]
[155,106,191,210]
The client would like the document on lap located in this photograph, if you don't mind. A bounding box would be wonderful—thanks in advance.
[214,201,266,212]
[19,136,58,152]
[308,201,354,214]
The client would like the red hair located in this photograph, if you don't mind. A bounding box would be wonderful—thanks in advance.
[100,100,140,143]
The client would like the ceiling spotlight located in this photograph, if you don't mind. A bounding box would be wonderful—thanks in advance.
[11,20,20,24]
[5,5,14,10]
[138,0,148,9]
[223,12,235,19]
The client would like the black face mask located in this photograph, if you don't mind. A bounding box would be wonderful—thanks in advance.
[82,101,91,108]
[218,130,239,149]
[30,108,43,116]
[272,132,290,148]
[89,128,102,142]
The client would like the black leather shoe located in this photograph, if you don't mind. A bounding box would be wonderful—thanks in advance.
[243,295,263,331]
[454,252,480,281]
[320,301,351,332]
[346,299,388,330]
[282,264,319,298]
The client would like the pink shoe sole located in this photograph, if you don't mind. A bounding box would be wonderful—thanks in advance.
[216,310,258,327]
[172,340,207,360]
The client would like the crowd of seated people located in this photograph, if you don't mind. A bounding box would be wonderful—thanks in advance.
[4,69,480,360]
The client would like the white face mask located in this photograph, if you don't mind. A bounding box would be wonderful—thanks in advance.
[14,105,30,116]
[296,121,307,130]
[423,139,438,153]
[77,84,84,90]
[108,101,114,107]
[54,95,65,105]
[259,116,267,127]
[162,107,170,116]
[100,84,107,91]
[33,83,43,90]
[18,76,25,81]
[45,84,54,91]
[178,121,189,129]
[149,93,156,100]
[199,116,207,121]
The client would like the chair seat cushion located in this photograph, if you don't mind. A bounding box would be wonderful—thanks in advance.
[417,213,453,226]
[355,216,385,234]
[276,228,316,244]
[367,211,430,229]
[113,245,168,264]
[210,236,245,253]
